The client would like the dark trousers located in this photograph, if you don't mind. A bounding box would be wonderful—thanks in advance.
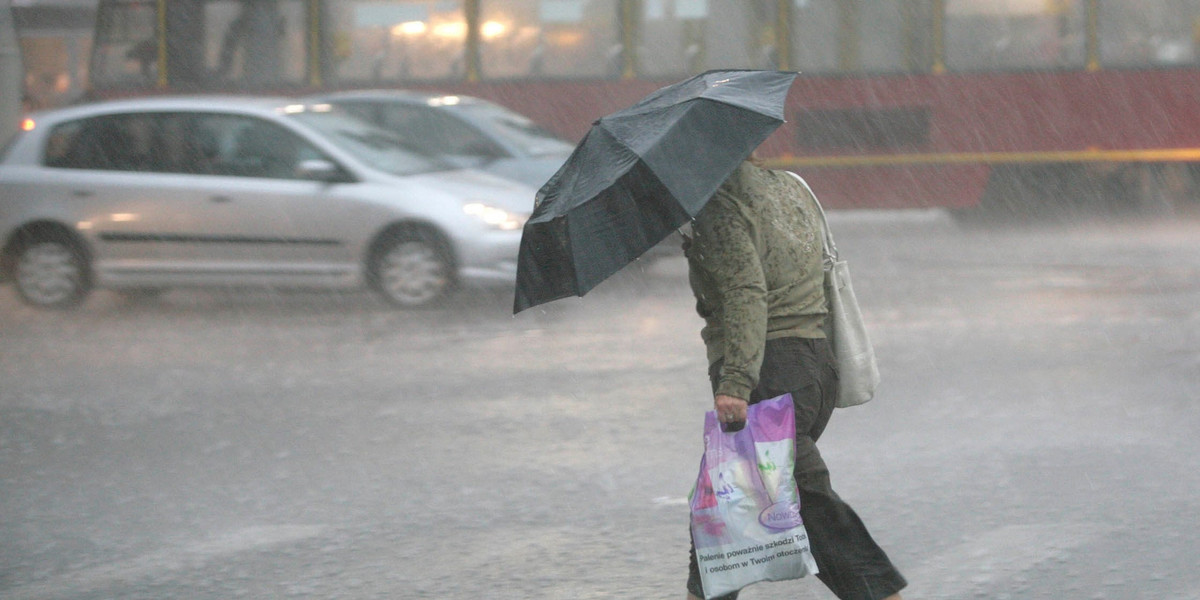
[687,337,907,600]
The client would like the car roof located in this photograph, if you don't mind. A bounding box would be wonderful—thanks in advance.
[27,95,309,124]
[307,89,493,108]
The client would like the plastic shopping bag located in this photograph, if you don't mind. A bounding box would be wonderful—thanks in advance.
[689,394,818,599]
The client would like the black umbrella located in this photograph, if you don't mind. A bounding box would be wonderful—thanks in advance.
[513,69,798,314]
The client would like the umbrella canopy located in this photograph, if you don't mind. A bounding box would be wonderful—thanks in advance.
[513,69,798,314]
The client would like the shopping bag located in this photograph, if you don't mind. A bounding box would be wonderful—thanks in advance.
[689,394,818,598]
[787,171,880,408]
[824,256,880,407]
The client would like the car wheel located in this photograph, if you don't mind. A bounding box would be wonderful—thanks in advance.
[369,230,454,308]
[13,236,91,308]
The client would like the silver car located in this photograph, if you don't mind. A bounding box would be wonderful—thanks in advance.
[309,90,681,263]
[0,96,535,308]
[305,90,574,190]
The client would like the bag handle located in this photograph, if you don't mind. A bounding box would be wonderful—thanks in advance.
[785,171,838,267]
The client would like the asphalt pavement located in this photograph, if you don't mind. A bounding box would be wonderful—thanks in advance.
[2,209,1198,599]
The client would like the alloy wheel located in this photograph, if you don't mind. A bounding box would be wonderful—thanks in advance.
[375,238,451,307]
[15,240,88,308]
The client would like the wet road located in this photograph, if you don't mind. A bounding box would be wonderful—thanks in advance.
[2,210,1199,599]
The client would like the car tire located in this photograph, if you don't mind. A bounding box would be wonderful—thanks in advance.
[368,229,455,308]
[13,234,91,309]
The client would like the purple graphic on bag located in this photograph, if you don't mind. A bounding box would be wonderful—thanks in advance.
[758,500,803,530]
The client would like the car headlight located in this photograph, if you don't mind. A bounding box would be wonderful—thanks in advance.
[463,202,527,231]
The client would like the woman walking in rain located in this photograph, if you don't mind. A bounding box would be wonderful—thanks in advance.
[683,157,907,600]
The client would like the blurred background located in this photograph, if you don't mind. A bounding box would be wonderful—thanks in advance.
[7,0,1200,220]
[3,2,1200,599]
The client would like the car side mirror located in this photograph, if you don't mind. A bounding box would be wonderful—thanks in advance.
[295,159,346,183]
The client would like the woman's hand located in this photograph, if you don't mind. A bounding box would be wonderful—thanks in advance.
[714,394,748,425]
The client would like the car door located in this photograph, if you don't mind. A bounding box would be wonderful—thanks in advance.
[150,112,364,286]
[40,111,233,286]
[45,110,360,287]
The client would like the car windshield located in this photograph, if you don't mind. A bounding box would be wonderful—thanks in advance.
[286,109,454,176]
[457,103,574,158]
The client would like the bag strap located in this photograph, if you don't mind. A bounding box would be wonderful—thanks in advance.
[785,171,838,266]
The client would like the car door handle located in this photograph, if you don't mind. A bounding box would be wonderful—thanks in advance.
[71,190,93,198]
[210,195,233,203]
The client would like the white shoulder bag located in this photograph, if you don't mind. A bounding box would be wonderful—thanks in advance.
[787,172,880,408]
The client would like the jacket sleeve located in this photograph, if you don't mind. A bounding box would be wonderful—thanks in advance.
[690,188,767,401]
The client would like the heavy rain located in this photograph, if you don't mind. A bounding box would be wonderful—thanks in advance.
[3,2,1200,600]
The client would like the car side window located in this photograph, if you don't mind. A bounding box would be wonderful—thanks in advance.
[43,111,329,179]
[157,113,223,175]
[45,114,159,171]
[379,104,508,159]
[43,121,84,168]
[195,114,326,179]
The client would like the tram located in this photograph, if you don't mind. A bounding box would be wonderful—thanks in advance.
[86,0,1200,217]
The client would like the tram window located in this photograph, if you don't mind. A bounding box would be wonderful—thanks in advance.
[327,1,468,83]
[944,0,1087,71]
[637,0,777,78]
[1099,0,1200,67]
[789,0,932,74]
[790,0,838,73]
[21,36,92,110]
[479,0,621,80]
[89,0,158,88]
[203,0,307,87]
[858,1,935,72]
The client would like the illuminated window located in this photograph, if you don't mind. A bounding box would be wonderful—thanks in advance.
[328,0,468,83]
[1099,0,1200,67]
[479,0,621,80]
[20,35,92,110]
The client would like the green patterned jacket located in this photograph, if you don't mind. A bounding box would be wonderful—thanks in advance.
[685,161,828,400]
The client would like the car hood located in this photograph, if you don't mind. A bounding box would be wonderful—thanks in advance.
[486,155,571,191]
[403,168,538,214]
